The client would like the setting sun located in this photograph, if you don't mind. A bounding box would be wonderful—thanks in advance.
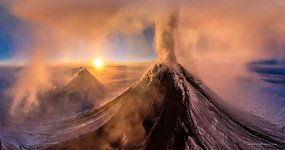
[93,58,104,69]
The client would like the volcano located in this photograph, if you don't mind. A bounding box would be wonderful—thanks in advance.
[62,68,109,101]
[55,68,109,111]
[45,63,285,150]
[37,67,110,116]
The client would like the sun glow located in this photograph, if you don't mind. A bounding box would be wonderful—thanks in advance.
[93,58,104,69]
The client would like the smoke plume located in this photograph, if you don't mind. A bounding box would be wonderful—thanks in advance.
[155,12,178,64]
[7,50,51,116]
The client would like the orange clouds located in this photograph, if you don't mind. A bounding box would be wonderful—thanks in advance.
[3,0,285,113]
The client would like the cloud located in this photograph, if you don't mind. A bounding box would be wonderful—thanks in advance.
[4,0,285,62]
[8,0,179,62]
[174,0,285,114]
[155,12,178,64]
[7,50,51,116]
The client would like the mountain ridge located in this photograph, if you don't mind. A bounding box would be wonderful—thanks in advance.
[45,63,285,150]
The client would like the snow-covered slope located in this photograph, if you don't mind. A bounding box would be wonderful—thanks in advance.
[47,63,285,150]
[1,64,285,150]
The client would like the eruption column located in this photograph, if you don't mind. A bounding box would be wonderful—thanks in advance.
[155,12,178,64]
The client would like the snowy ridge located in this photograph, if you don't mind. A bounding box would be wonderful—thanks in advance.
[143,63,285,149]
[0,98,123,149]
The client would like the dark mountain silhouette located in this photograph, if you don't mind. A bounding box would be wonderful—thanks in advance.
[62,68,109,100]
[46,63,285,150]
[36,67,110,116]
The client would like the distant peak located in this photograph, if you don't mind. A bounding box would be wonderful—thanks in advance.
[69,67,100,85]
[79,67,88,72]
[66,67,107,92]
[76,67,92,76]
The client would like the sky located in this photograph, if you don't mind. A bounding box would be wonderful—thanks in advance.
[0,5,18,61]
[0,3,36,64]
[0,1,157,64]
[1,0,285,66]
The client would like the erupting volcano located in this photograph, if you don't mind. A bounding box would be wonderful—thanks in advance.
[1,2,285,150]
[45,63,285,150]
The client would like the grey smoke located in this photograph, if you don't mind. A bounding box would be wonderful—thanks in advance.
[155,12,178,64]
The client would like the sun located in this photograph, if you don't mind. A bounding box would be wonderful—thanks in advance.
[93,58,104,69]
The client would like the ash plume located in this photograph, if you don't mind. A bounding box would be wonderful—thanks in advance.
[155,12,178,64]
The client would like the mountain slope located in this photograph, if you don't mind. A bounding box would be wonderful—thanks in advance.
[143,64,285,150]
[63,67,109,98]
[0,68,114,150]
[40,67,110,116]
[61,68,108,101]
[45,63,285,150]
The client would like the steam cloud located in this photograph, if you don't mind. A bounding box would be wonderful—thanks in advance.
[7,50,51,116]
[155,12,178,64]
